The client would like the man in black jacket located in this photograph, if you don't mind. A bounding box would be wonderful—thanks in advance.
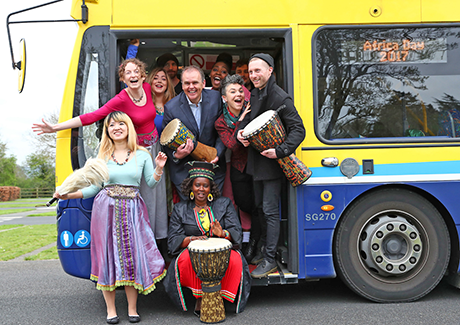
[237,53,305,278]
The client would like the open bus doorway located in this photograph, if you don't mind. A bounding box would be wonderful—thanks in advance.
[69,27,299,281]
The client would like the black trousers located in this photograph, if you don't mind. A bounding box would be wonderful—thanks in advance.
[253,177,282,263]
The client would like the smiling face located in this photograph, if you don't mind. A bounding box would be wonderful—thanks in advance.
[235,64,249,85]
[151,70,168,96]
[222,83,244,114]
[210,62,229,90]
[163,60,178,79]
[123,62,145,90]
[248,58,273,90]
[192,177,211,205]
[182,69,205,104]
[107,118,128,142]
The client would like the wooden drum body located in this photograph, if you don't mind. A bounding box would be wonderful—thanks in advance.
[242,110,312,187]
[160,119,217,162]
[188,238,232,324]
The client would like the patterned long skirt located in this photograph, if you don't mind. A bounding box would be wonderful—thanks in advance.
[90,185,166,294]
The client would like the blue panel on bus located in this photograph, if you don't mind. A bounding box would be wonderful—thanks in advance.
[56,198,94,279]
[296,180,460,279]
[58,249,91,279]
[296,183,379,279]
[303,229,336,278]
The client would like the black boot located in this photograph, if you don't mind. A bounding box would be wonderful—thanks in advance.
[244,238,257,262]
[250,241,264,265]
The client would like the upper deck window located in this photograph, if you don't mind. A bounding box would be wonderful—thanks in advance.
[314,26,460,142]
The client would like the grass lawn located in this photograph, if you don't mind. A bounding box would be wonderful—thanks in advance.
[0,224,24,231]
[0,202,56,208]
[0,224,57,261]
[0,203,42,208]
[0,209,34,215]
[27,211,57,217]
[25,245,58,260]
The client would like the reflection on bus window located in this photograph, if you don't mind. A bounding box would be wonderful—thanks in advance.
[314,26,460,141]
[81,53,100,159]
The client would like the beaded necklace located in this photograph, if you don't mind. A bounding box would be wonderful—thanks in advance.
[156,106,164,116]
[111,150,131,165]
[127,89,144,103]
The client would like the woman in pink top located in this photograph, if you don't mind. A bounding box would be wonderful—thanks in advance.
[33,58,170,244]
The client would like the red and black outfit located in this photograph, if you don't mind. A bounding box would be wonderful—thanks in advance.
[163,197,251,313]
[215,108,261,246]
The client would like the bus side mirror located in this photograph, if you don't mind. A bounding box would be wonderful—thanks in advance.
[17,38,26,93]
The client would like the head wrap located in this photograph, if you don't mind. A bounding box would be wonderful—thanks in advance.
[250,53,274,68]
[215,52,233,72]
[156,53,179,68]
[185,161,219,181]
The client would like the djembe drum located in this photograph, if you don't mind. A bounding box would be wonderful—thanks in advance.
[161,118,217,162]
[242,110,312,187]
[188,238,232,323]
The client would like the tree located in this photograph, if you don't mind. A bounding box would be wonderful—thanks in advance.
[0,137,19,186]
[21,111,58,189]
[29,110,59,159]
[23,152,55,189]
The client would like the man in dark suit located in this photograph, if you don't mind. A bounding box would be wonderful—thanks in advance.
[237,53,305,278]
[163,65,226,200]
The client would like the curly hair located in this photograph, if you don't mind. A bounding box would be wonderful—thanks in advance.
[221,74,244,95]
[181,177,220,200]
[118,58,147,81]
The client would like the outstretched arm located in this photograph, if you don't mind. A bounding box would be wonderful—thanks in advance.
[32,117,83,135]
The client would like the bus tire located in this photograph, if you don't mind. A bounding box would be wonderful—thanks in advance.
[334,188,450,302]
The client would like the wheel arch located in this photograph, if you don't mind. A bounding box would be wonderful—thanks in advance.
[333,183,459,278]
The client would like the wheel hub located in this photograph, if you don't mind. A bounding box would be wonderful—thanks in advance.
[361,215,423,276]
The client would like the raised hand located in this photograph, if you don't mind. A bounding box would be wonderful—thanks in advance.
[239,102,251,121]
[211,220,224,238]
[32,118,55,135]
[155,151,168,169]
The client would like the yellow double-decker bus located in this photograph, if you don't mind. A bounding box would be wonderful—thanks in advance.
[10,0,460,302]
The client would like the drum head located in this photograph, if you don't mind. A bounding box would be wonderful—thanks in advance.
[188,237,232,252]
[160,119,180,145]
[242,110,276,138]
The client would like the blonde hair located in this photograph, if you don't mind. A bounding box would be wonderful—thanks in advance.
[146,67,176,104]
[98,111,149,161]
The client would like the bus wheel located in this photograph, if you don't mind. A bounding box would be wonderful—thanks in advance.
[334,188,450,302]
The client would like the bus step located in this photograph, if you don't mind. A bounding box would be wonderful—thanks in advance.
[251,262,298,286]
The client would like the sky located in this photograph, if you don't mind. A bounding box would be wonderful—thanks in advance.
[1,0,77,165]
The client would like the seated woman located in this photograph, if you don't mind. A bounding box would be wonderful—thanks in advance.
[164,161,251,316]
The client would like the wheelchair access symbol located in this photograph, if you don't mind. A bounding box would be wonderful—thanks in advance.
[75,230,91,248]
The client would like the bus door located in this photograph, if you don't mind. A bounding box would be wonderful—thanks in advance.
[64,27,300,284]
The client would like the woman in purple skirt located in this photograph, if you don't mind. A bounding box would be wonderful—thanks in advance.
[53,111,167,324]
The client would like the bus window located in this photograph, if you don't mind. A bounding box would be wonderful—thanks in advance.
[314,26,460,142]
[80,52,99,160]
[116,36,286,93]
[71,26,111,170]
